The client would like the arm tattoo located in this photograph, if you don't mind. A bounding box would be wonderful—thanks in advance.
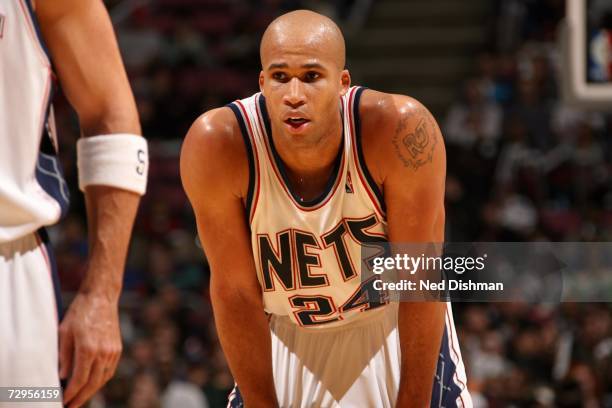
[391,109,438,170]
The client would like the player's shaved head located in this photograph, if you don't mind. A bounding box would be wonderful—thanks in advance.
[260,10,346,70]
[258,10,351,146]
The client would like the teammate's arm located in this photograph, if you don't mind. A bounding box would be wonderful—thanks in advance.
[181,108,279,408]
[364,92,447,406]
[36,1,142,407]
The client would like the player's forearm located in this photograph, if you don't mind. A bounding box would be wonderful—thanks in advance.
[396,302,446,407]
[80,186,140,303]
[211,280,278,407]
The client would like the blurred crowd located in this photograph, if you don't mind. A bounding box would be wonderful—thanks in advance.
[446,1,612,406]
[48,0,611,406]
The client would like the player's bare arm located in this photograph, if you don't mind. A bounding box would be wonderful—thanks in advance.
[36,0,144,407]
[361,90,447,406]
[180,108,279,408]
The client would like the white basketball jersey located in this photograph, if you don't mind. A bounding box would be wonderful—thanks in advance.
[0,0,69,243]
[229,87,390,328]
[228,88,473,406]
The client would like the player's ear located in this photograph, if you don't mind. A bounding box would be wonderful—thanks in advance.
[259,71,265,95]
[339,70,351,96]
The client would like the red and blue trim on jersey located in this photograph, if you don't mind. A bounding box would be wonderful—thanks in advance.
[18,0,70,219]
[257,94,346,212]
[227,101,260,224]
[228,87,385,219]
[18,0,51,63]
[348,87,386,218]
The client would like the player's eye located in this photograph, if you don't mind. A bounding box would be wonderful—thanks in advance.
[272,72,288,82]
[304,71,320,82]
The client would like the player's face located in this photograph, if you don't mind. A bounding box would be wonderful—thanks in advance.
[259,47,350,142]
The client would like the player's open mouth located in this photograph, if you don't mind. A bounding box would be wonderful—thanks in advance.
[284,118,310,130]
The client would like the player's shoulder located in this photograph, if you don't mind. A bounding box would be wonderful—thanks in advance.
[183,106,242,151]
[182,107,246,169]
[180,106,248,197]
[359,89,433,136]
[358,88,445,177]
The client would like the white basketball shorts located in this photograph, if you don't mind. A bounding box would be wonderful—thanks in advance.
[0,231,62,407]
[228,303,472,407]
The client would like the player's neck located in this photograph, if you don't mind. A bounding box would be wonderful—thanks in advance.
[271,117,343,201]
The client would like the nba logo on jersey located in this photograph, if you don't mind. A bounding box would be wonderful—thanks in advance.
[345,171,354,194]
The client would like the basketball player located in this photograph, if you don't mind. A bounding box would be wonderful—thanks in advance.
[181,10,471,408]
[0,0,147,407]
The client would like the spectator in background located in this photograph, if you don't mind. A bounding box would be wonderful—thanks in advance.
[494,117,540,199]
[128,372,161,408]
[161,379,209,408]
[445,78,503,151]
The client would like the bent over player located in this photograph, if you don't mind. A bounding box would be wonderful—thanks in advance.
[0,0,147,407]
[181,10,471,408]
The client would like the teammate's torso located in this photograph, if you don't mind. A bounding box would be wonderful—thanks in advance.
[229,87,390,328]
[0,0,68,243]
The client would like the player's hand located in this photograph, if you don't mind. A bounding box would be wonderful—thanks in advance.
[59,291,122,408]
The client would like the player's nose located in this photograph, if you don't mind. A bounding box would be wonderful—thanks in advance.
[283,77,306,108]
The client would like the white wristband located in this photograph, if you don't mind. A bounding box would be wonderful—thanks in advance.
[77,134,149,195]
